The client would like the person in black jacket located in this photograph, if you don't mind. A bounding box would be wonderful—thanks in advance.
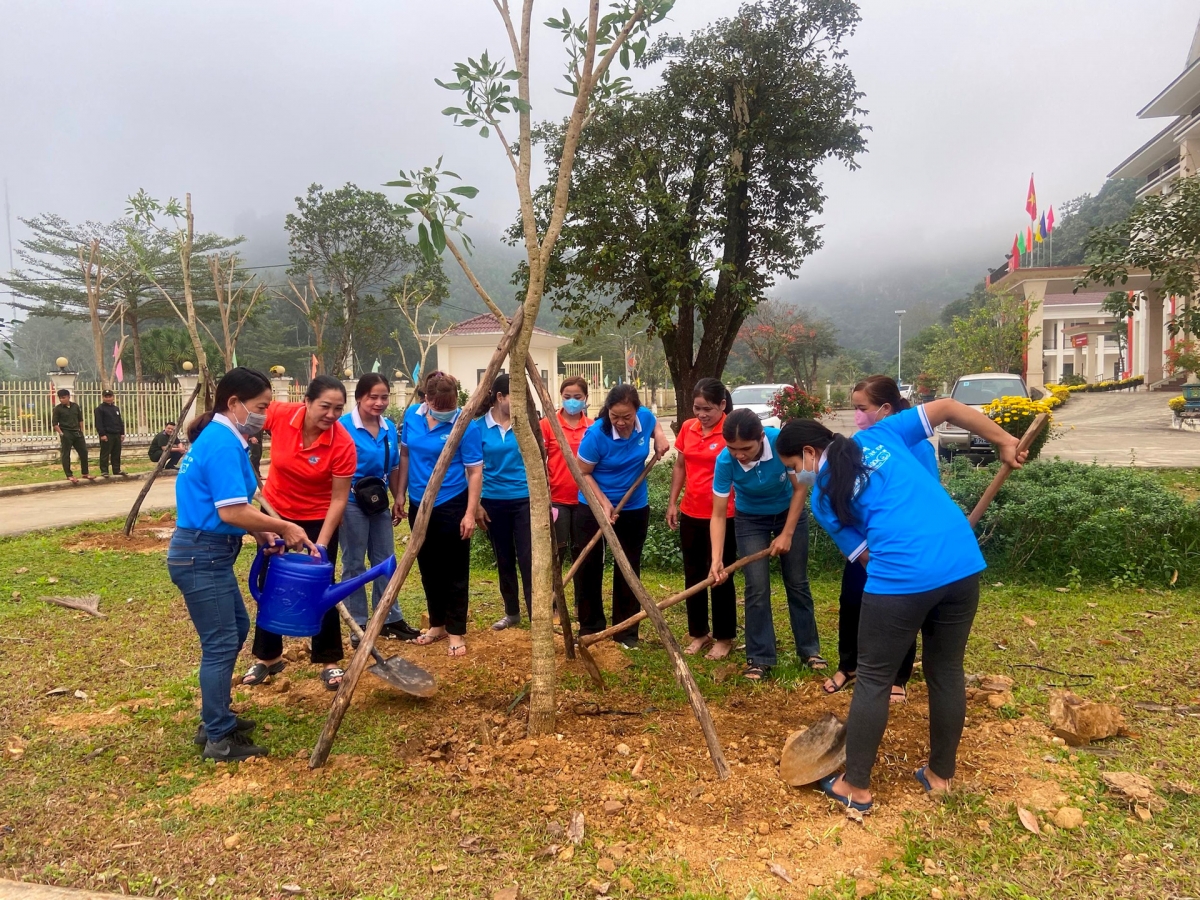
[94,390,126,476]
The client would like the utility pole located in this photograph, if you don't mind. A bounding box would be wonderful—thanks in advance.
[895,309,906,383]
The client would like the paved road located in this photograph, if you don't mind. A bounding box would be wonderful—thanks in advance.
[1,476,177,536]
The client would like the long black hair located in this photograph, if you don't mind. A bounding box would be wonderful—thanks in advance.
[598,383,640,435]
[693,377,732,414]
[478,372,511,417]
[722,407,763,443]
[188,366,272,442]
[776,419,870,529]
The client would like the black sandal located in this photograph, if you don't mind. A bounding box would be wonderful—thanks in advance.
[742,664,770,682]
[822,670,856,694]
[321,667,345,690]
[240,660,286,686]
[806,655,829,672]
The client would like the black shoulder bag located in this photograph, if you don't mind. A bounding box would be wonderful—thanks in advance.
[353,428,392,516]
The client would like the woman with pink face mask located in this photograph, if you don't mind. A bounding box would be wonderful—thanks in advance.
[823,375,938,701]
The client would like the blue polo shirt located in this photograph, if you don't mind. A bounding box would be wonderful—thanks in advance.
[576,406,656,509]
[475,411,529,501]
[174,414,259,534]
[711,427,794,517]
[339,408,399,502]
[401,403,483,506]
[810,406,984,595]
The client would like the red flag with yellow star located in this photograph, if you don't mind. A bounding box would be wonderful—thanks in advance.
[1025,174,1037,221]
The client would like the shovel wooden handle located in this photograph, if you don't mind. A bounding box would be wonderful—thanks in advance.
[579,547,774,647]
[967,412,1048,528]
[562,455,659,584]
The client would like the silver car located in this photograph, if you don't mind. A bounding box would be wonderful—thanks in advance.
[730,383,792,429]
[936,373,1028,459]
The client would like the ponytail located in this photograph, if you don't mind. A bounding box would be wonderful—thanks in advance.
[477,373,510,418]
[776,419,870,528]
[693,377,733,414]
[188,366,271,442]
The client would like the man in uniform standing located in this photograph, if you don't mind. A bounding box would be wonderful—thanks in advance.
[94,389,126,477]
[52,388,94,483]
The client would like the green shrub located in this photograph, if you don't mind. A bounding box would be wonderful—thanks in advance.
[943,459,1200,586]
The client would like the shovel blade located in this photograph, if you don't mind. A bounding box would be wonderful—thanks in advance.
[369,656,436,698]
[779,713,847,786]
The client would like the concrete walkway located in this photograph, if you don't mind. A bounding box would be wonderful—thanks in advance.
[0,881,131,899]
[1045,390,1196,466]
[0,475,176,536]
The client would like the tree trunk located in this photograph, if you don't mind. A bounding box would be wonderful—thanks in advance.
[127,305,148,431]
[179,194,212,410]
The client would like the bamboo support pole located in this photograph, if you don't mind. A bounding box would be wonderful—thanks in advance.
[309,307,526,768]
[967,413,1047,528]
[123,380,202,536]
[561,457,658,584]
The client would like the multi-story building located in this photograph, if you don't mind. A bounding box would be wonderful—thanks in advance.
[987,21,1200,390]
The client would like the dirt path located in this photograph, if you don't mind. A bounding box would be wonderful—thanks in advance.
[1,477,176,536]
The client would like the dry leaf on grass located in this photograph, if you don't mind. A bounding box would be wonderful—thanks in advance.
[1022,616,1036,627]
[767,862,793,884]
[1017,807,1041,835]
[568,811,585,845]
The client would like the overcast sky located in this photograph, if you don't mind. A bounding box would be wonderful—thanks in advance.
[2,0,1198,310]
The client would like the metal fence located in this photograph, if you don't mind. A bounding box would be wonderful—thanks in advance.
[0,381,183,447]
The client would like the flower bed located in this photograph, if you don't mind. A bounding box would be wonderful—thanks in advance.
[980,395,1055,460]
[770,385,830,422]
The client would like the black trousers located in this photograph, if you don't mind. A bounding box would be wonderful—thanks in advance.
[409,489,471,635]
[251,518,343,664]
[59,433,89,477]
[553,502,581,558]
[838,559,916,687]
[482,496,532,619]
[680,512,737,641]
[844,573,980,789]
[572,504,650,644]
[98,434,123,474]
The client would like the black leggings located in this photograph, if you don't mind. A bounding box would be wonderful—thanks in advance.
[572,505,650,644]
[680,512,737,641]
[837,558,916,687]
[409,489,472,635]
[844,573,980,789]
[251,518,343,664]
[482,496,532,619]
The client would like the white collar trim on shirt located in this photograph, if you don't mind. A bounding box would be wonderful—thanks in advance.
[484,409,511,434]
[212,412,249,449]
[350,406,391,434]
[610,410,644,441]
[736,433,774,472]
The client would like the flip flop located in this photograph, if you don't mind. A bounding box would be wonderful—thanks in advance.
[447,643,467,658]
[822,670,856,694]
[683,635,713,656]
[818,774,873,814]
[704,640,734,661]
[321,667,345,690]
[240,660,286,686]
[413,630,448,646]
[890,685,908,704]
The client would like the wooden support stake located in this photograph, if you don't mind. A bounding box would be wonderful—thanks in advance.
[123,380,202,536]
[309,308,526,768]
[968,413,1047,528]
[561,457,658,584]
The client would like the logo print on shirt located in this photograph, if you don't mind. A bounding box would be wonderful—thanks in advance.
[308,455,320,465]
[709,443,718,450]
[860,444,891,472]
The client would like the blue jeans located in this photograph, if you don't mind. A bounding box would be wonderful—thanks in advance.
[734,510,819,666]
[167,528,248,741]
[341,500,403,628]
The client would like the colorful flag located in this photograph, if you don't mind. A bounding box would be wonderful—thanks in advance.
[1017,230,1026,256]
[1038,212,1048,241]
[310,354,319,380]
[112,341,124,383]
[1025,174,1037,220]
[1011,234,1020,271]
[1046,206,1055,233]
[371,358,381,373]
[1026,225,1034,254]
[232,350,238,368]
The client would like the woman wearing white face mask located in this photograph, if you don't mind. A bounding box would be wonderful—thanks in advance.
[823,375,935,701]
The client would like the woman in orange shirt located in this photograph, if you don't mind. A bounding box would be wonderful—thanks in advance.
[539,376,592,565]
[241,375,358,690]
[666,378,738,659]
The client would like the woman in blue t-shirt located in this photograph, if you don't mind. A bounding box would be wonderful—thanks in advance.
[709,409,821,682]
[397,371,483,657]
[574,384,670,647]
[168,368,314,762]
[823,375,936,702]
[473,374,533,631]
[775,400,1026,812]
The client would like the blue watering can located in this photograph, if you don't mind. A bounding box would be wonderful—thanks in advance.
[248,543,397,636]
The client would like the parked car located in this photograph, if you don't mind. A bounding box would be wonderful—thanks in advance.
[936,372,1028,459]
[898,383,917,404]
[730,383,792,429]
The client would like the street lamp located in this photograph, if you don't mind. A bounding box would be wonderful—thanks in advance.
[895,310,906,383]
[55,357,69,372]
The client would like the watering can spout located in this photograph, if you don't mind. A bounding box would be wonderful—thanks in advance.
[320,554,398,609]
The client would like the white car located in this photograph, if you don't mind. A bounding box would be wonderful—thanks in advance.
[730,383,792,430]
[936,372,1028,459]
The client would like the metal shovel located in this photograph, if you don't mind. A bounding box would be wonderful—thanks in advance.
[336,602,437,698]
[778,413,1049,785]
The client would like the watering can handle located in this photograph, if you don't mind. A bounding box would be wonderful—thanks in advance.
[248,539,286,603]
[315,544,329,563]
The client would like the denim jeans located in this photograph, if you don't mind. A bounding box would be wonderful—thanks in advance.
[734,510,819,666]
[167,528,248,742]
[341,499,403,628]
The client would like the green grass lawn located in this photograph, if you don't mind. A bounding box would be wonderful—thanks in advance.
[0,458,160,488]
[0,516,1197,899]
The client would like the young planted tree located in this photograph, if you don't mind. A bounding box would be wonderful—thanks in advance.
[388,0,678,737]
[280,274,334,376]
[285,183,425,375]
[390,268,450,383]
[528,0,866,426]
[205,253,266,371]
